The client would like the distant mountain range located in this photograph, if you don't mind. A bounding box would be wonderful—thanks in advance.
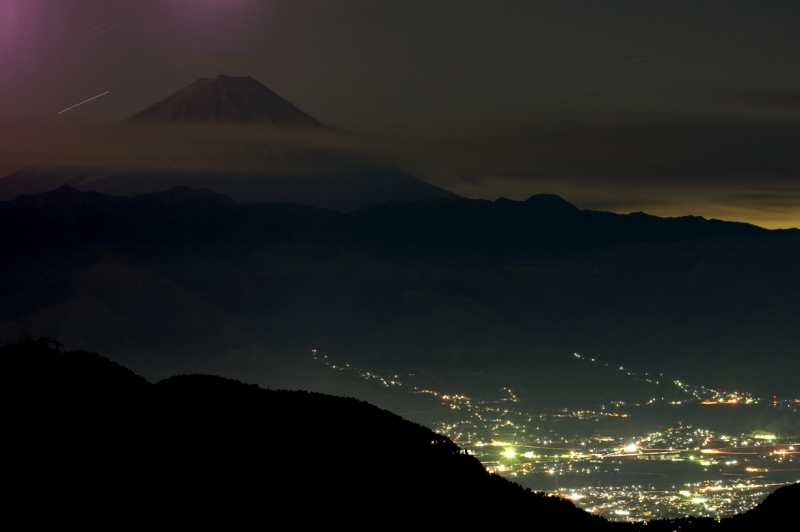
[1,186,797,400]
[0,75,459,210]
[6,340,795,529]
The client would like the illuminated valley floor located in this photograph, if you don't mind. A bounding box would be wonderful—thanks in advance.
[312,350,799,521]
[545,480,790,521]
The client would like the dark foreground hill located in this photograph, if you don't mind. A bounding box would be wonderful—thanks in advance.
[5,340,607,528]
[5,341,795,528]
[0,186,798,401]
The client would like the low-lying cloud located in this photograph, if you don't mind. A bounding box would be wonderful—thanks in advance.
[1,115,798,228]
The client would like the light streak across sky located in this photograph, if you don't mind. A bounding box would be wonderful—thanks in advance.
[58,91,109,115]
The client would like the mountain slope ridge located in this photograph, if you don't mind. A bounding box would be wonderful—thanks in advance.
[1,186,798,397]
[6,340,608,527]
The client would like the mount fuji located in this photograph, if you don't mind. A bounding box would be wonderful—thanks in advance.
[0,76,459,210]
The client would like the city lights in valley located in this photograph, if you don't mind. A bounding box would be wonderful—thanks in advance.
[313,349,799,522]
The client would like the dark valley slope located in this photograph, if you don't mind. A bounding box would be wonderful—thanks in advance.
[5,340,795,529]
[1,187,798,401]
[5,340,608,528]
[0,75,459,210]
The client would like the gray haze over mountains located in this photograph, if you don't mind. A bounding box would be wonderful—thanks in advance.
[1,76,797,413]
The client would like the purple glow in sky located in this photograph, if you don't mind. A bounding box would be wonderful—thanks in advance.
[1,0,268,121]
[2,0,798,129]
[1,1,57,76]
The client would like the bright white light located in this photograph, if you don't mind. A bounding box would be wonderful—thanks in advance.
[623,444,638,453]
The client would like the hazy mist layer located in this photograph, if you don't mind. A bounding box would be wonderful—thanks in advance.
[1,121,798,228]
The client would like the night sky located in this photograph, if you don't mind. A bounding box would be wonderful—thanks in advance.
[2,0,799,227]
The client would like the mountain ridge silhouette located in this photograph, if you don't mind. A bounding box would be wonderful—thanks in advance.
[1,186,798,399]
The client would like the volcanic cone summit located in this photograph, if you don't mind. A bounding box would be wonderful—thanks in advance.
[128,75,324,127]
